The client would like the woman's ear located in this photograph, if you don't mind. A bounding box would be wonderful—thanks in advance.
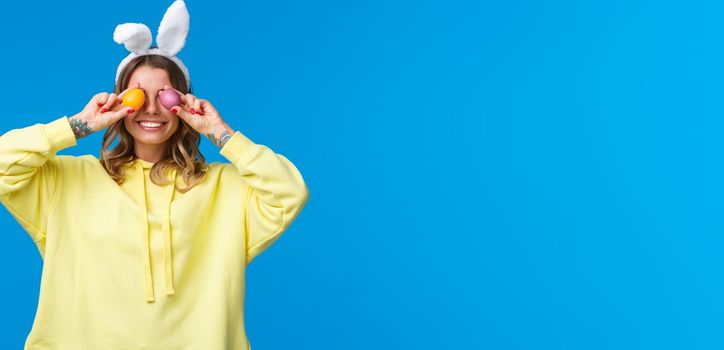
[156,0,190,57]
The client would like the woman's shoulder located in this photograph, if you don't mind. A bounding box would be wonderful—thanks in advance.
[54,155,235,176]
[210,161,246,175]
[54,154,100,166]
[55,155,229,166]
[204,161,246,185]
[205,161,237,178]
[59,153,107,164]
[206,161,231,170]
[51,154,106,175]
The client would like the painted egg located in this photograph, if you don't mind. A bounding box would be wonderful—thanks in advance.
[122,88,145,110]
[159,89,181,110]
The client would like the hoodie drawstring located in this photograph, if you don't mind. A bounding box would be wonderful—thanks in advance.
[135,161,177,303]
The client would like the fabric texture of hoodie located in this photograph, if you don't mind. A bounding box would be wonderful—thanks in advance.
[0,116,310,349]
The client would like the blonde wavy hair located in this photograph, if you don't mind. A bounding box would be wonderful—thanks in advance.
[100,54,209,193]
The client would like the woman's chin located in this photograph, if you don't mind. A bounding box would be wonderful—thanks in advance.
[125,120,177,146]
[130,132,171,145]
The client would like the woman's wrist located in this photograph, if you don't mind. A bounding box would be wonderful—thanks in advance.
[68,114,93,139]
[206,121,235,149]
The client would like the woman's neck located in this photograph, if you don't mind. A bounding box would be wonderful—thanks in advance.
[134,142,168,163]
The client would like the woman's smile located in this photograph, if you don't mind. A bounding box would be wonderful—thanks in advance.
[136,120,169,131]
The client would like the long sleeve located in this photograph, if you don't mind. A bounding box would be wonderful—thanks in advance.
[219,130,310,265]
[0,116,77,244]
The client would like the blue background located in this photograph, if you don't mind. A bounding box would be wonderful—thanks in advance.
[0,0,720,349]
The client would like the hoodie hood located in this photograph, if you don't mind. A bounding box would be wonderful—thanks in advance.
[132,158,178,303]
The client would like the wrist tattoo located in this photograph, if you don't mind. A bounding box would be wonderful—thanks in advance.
[208,130,233,148]
[69,117,93,139]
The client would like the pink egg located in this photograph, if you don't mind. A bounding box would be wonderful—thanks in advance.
[159,89,181,110]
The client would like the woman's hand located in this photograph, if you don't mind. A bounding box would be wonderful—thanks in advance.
[163,85,236,148]
[68,82,141,139]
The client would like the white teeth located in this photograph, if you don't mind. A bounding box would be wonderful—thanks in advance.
[139,122,163,128]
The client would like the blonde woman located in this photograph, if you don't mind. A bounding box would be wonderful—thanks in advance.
[0,1,309,349]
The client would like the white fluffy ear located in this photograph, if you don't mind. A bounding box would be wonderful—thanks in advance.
[156,0,189,56]
[113,23,152,53]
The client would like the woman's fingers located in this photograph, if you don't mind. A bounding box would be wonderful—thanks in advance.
[159,84,209,115]
[118,82,141,100]
[94,82,141,114]
[94,92,109,108]
[160,85,199,112]
[104,82,142,113]
[170,104,209,132]
[91,103,133,130]
[168,88,200,114]
[197,99,215,115]
[169,104,189,124]
[163,84,188,104]
[100,93,118,113]
[187,94,199,115]
[191,98,203,115]
[109,104,136,122]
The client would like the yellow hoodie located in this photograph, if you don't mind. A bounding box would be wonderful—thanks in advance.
[0,116,310,349]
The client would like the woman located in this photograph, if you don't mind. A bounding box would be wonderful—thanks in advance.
[0,1,309,349]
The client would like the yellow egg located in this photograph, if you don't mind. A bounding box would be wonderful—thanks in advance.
[122,88,145,110]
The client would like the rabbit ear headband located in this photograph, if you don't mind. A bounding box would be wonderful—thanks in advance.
[113,0,191,88]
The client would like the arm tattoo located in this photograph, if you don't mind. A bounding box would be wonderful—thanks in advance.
[208,130,233,148]
[69,117,93,139]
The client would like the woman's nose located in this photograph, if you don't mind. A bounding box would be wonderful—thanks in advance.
[144,97,160,114]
